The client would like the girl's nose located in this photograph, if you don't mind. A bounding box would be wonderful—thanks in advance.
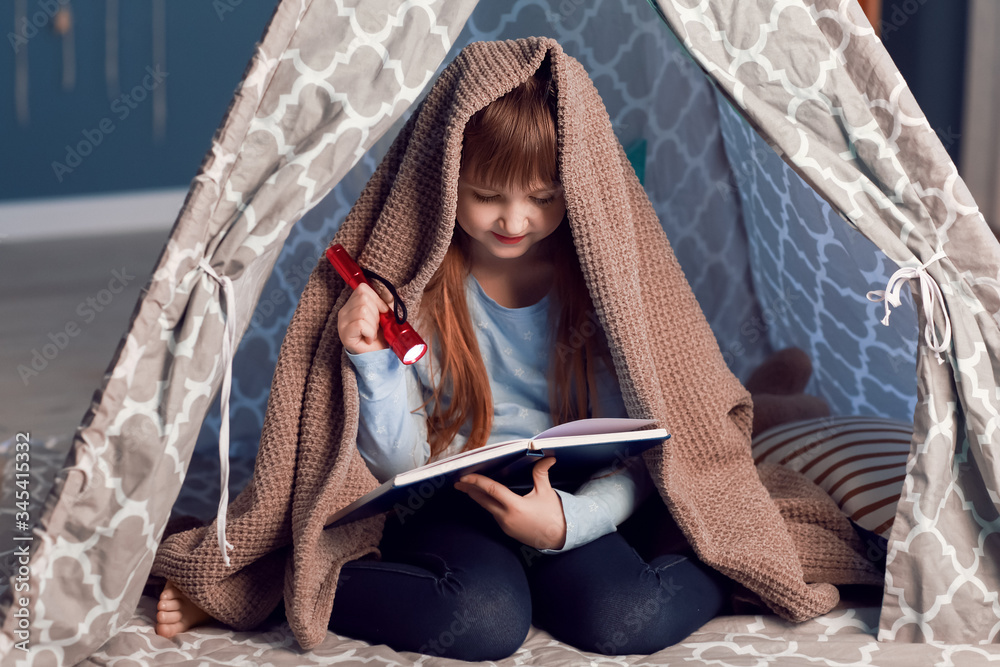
[500,206,529,236]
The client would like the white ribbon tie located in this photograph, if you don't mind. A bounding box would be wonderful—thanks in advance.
[198,259,237,566]
[866,251,952,364]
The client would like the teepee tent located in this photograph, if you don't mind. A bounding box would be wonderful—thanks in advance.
[2,0,998,663]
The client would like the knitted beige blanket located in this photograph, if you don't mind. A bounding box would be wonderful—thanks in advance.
[151,37,881,650]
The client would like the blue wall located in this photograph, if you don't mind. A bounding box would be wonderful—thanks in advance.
[1,1,275,201]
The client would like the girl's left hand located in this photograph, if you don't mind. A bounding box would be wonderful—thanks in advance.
[454,457,567,550]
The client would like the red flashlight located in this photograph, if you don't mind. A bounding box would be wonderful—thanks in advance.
[326,244,427,365]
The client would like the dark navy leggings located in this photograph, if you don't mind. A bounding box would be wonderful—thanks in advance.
[328,491,731,661]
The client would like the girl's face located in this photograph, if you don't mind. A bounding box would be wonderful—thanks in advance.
[456,177,566,264]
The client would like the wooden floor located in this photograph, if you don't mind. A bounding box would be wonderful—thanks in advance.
[1,230,169,442]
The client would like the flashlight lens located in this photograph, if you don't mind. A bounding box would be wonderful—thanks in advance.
[404,344,426,364]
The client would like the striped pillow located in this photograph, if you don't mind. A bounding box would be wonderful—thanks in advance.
[752,416,912,539]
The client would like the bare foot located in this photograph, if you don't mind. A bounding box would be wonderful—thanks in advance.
[155,580,212,638]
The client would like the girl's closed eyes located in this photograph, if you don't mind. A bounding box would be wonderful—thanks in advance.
[467,186,561,206]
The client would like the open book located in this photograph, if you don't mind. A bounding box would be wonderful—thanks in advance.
[326,417,669,527]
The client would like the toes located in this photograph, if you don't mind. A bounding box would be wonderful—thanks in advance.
[158,598,181,612]
[153,580,211,638]
[157,610,182,625]
[155,622,179,639]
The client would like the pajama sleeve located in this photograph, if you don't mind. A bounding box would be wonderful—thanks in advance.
[346,348,430,483]
[539,456,654,553]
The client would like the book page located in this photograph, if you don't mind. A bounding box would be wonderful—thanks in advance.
[534,417,656,439]
[398,441,527,483]
[415,436,527,472]
[407,418,656,475]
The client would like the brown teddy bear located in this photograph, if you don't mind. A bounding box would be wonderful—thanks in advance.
[745,347,831,438]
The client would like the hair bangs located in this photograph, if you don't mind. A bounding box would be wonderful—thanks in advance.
[461,74,559,191]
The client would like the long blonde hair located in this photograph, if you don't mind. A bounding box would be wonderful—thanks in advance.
[417,64,616,458]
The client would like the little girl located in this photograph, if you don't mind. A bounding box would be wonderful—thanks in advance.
[154,37,846,660]
[324,65,730,660]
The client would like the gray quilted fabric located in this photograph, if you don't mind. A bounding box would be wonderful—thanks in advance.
[651,0,1000,645]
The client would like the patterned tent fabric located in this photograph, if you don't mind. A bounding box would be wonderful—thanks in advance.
[651,0,1000,644]
[57,605,1000,666]
[0,1,475,663]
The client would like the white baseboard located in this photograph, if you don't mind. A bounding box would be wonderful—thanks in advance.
[0,187,187,243]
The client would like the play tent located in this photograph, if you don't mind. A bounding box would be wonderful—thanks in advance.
[2,0,999,664]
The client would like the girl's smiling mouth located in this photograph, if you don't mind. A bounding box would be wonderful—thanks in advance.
[492,232,525,244]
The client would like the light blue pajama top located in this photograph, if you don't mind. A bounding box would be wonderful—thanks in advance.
[346,274,653,553]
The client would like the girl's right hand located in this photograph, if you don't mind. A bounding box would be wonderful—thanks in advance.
[338,283,393,355]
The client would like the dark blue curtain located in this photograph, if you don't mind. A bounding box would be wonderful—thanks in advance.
[880,0,969,165]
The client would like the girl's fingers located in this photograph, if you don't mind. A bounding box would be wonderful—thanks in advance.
[358,321,374,344]
[456,473,518,506]
[338,284,392,351]
[455,484,505,515]
[530,457,557,493]
[454,473,520,515]
[352,303,382,331]
[358,283,392,312]
[345,283,387,315]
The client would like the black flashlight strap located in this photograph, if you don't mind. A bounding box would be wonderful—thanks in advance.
[362,269,408,325]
